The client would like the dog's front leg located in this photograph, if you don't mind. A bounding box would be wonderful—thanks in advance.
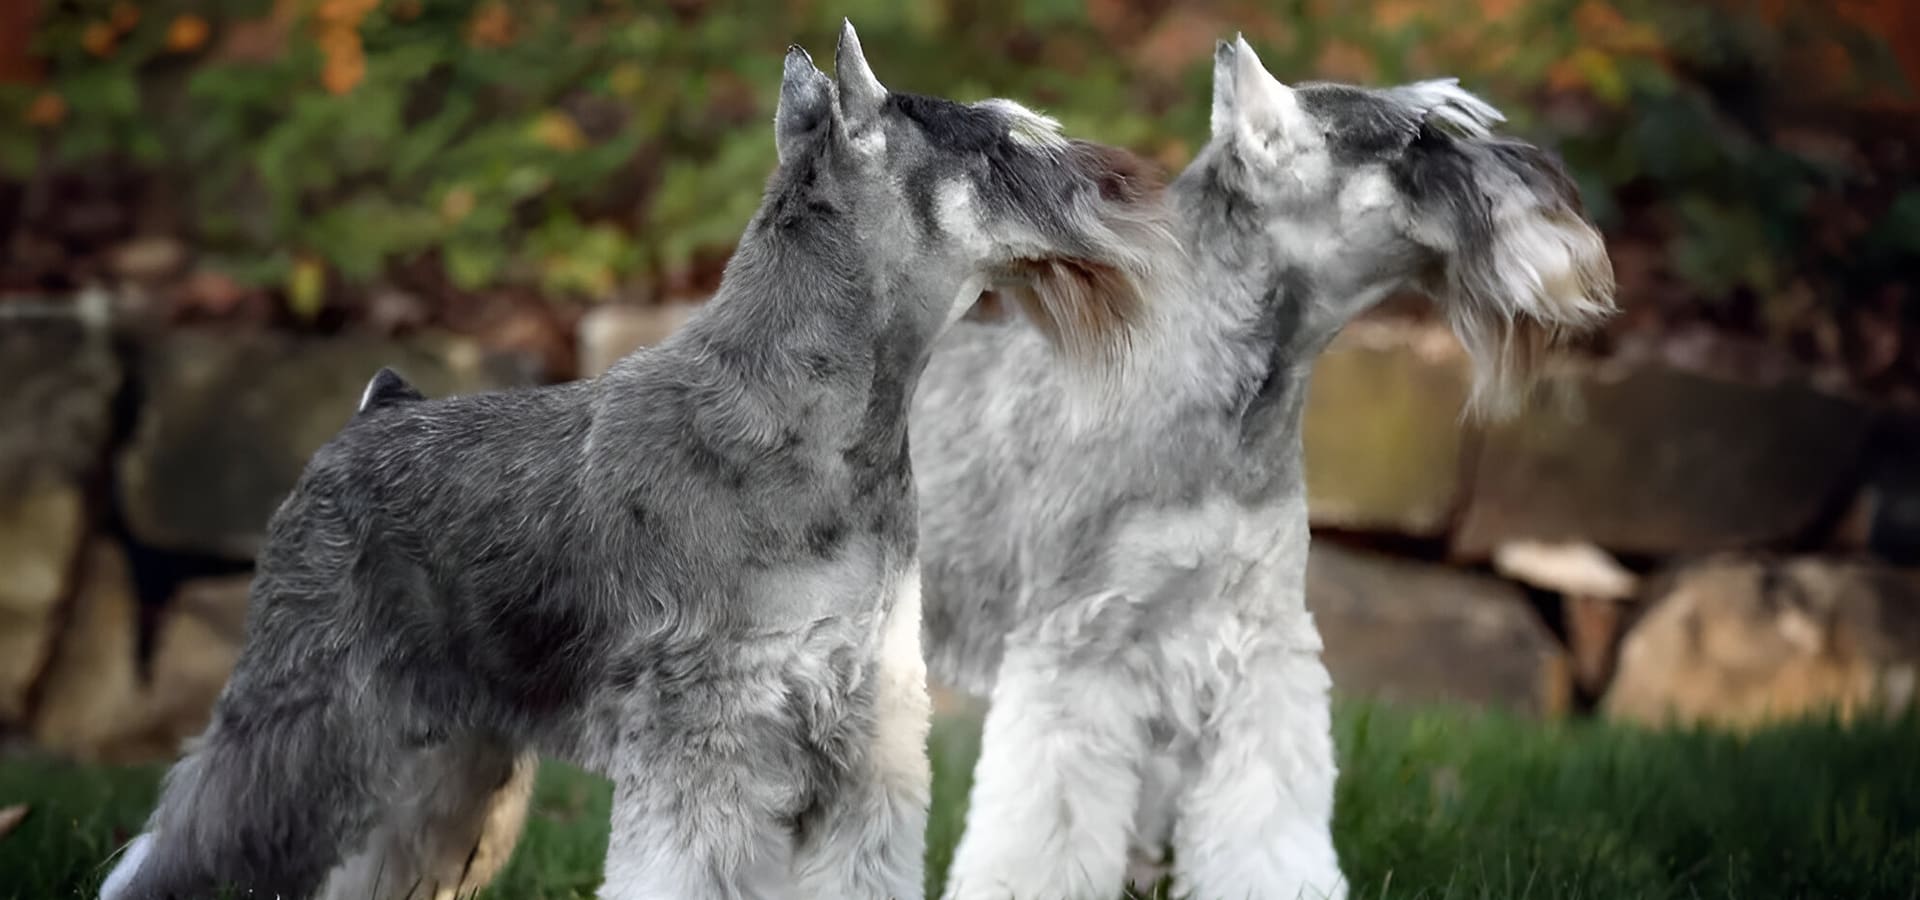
[599,699,799,900]
[791,566,933,900]
[1169,601,1347,900]
[943,625,1151,900]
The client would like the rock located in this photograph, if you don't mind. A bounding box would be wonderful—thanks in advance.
[1306,542,1572,714]
[118,332,539,559]
[1492,540,1639,600]
[0,485,83,724]
[0,307,120,483]
[1603,556,1920,730]
[142,576,251,748]
[1562,593,1627,698]
[1856,415,1920,565]
[1302,322,1474,538]
[365,286,430,334]
[108,236,188,282]
[0,311,120,723]
[575,302,701,378]
[173,268,254,318]
[29,541,143,760]
[1454,365,1873,559]
[1493,540,1640,696]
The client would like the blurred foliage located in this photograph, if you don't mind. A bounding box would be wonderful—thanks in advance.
[1,0,1915,384]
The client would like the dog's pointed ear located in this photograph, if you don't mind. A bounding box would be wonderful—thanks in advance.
[1210,39,1237,137]
[776,44,832,164]
[834,19,887,134]
[357,367,424,414]
[1225,34,1303,148]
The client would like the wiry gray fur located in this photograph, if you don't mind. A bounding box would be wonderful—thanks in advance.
[919,37,1615,900]
[99,21,1170,900]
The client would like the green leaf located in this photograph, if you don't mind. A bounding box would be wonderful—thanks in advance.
[444,239,503,291]
[286,258,326,321]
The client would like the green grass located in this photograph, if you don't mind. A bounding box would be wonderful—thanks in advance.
[5,705,1918,900]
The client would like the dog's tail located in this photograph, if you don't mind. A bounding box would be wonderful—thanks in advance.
[98,674,384,899]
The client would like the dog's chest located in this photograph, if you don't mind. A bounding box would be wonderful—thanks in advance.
[1098,493,1307,605]
[743,533,894,632]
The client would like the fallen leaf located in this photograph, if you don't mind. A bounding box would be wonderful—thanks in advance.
[0,804,27,840]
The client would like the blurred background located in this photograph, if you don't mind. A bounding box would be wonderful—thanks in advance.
[1,0,1919,894]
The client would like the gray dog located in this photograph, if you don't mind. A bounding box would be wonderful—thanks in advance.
[98,22,1173,900]
[917,37,1617,900]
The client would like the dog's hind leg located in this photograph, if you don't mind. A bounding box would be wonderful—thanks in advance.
[319,740,537,900]
[1169,609,1347,900]
[791,569,932,900]
[98,673,396,900]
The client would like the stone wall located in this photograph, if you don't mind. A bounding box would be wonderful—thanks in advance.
[4,300,1919,761]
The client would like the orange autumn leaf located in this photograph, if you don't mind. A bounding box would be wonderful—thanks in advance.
[321,51,365,94]
[83,21,117,57]
[1546,57,1583,94]
[1573,1,1629,37]
[1800,36,1856,88]
[110,2,140,32]
[24,91,66,127]
[467,2,514,48]
[167,15,211,53]
[317,24,365,94]
[1376,0,1426,31]
[316,0,379,25]
[1315,39,1377,83]
[1574,0,1663,55]
[1478,0,1527,23]
[312,0,372,97]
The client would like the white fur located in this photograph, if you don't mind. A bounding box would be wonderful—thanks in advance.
[975,98,1068,152]
[792,563,932,899]
[98,833,152,900]
[1228,36,1329,192]
[942,497,1347,900]
[944,642,1153,900]
[1395,78,1504,137]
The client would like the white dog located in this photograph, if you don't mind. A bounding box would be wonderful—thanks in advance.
[913,37,1616,900]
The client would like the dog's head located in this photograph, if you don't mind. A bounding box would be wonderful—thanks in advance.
[773,21,1176,361]
[1195,36,1616,415]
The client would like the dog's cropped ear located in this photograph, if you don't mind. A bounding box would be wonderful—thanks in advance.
[1398,133,1617,416]
[1221,35,1310,159]
[358,367,424,414]
[775,44,834,164]
[1210,39,1237,137]
[834,19,887,138]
